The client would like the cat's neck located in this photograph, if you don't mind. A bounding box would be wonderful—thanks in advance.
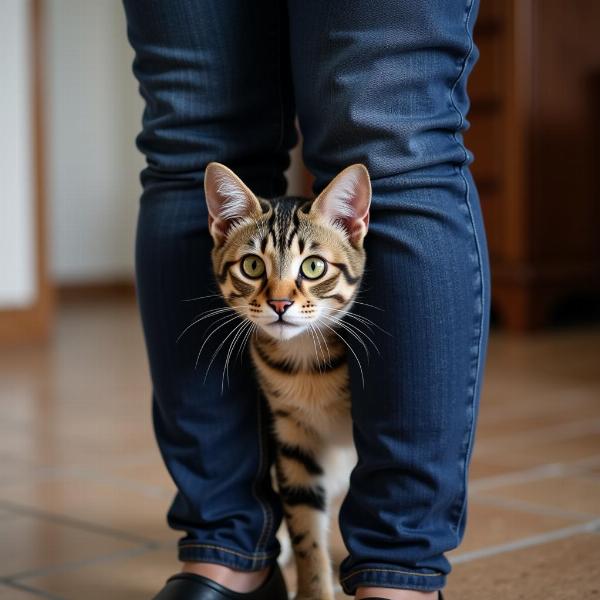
[254,328,343,368]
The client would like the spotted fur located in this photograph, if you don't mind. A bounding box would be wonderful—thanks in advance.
[205,162,371,600]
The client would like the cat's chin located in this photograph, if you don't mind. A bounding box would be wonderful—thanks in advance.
[260,321,306,341]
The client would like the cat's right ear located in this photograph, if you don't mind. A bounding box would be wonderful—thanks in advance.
[204,162,262,246]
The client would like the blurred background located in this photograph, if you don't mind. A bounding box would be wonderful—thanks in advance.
[0,1,599,599]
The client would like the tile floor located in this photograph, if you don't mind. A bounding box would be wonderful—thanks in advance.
[0,299,599,599]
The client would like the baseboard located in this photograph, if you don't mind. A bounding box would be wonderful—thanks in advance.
[57,279,136,303]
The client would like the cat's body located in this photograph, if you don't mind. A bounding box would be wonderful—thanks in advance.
[204,163,371,600]
[253,326,354,599]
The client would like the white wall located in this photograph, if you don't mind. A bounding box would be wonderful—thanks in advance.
[0,0,36,309]
[45,0,144,284]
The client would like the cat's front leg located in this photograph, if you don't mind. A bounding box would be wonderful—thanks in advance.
[276,448,335,600]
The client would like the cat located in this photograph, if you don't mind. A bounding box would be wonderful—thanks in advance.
[204,161,371,600]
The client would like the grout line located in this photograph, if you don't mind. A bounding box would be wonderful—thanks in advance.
[31,465,174,500]
[0,499,160,547]
[450,518,600,564]
[469,454,600,492]
[0,580,67,600]
[469,493,598,522]
[0,461,175,500]
[2,543,171,584]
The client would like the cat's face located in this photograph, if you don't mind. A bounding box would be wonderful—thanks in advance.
[204,163,371,341]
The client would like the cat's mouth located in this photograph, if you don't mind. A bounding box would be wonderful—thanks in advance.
[267,319,298,328]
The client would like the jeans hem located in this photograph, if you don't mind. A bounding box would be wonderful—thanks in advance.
[178,543,278,571]
[339,567,445,595]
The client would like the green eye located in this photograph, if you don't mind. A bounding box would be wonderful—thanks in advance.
[300,256,327,279]
[241,255,265,279]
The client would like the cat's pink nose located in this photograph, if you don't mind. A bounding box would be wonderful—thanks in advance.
[267,299,293,315]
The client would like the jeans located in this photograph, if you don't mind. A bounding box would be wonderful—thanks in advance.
[123,0,490,594]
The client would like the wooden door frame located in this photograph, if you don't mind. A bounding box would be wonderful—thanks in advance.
[0,0,54,345]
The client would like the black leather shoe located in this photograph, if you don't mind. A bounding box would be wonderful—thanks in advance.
[152,563,288,600]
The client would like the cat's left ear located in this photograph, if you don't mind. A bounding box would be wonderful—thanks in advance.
[311,164,371,245]
[204,162,263,246]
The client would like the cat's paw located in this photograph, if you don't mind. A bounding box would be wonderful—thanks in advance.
[275,522,293,567]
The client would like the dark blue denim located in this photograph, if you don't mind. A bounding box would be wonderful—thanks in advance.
[123,0,490,594]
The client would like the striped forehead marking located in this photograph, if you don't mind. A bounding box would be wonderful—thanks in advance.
[260,197,307,253]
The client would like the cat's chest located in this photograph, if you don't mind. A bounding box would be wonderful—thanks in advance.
[250,333,349,411]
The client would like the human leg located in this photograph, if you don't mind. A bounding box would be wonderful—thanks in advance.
[122,0,296,579]
[287,0,489,595]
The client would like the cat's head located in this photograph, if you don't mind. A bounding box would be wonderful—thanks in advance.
[204,162,371,341]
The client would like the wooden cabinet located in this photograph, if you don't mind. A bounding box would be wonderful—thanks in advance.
[466,0,600,330]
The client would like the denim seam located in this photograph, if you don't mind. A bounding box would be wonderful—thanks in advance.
[250,393,274,564]
[447,0,487,538]
[340,567,442,583]
[179,542,278,561]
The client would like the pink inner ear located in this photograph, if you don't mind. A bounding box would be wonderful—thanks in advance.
[315,165,371,242]
[204,163,262,243]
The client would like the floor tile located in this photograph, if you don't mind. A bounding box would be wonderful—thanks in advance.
[99,459,176,495]
[2,299,600,600]
[476,397,600,439]
[0,477,179,543]
[452,501,578,555]
[584,465,600,479]
[0,455,50,486]
[21,545,177,600]
[467,458,521,482]
[446,533,600,599]
[475,475,600,518]
[0,511,139,579]
[476,430,600,470]
[0,585,45,600]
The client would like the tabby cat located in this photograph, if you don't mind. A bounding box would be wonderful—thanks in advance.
[204,162,371,600]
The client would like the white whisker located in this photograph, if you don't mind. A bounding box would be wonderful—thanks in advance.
[236,322,256,364]
[325,314,381,356]
[203,318,247,384]
[306,325,324,373]
[194,314,242,370]
[321,322,365,387]
[313,322,332,365]
[177,304,252,342]
[350,299,384,311]
[322,315,373,360]
[222,320,254,392]
[326,306,389,335]
[176,307,236,342]
[181,293,222,303]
